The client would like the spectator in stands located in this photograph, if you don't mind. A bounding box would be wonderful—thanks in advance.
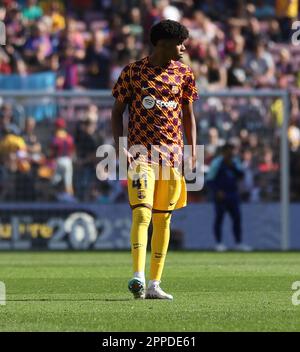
[50,118,75,197]
[60,18,86,60]
[191,60,209,91]
[206,143,252,251]
[58,44,79,89]
[191,10,218,45]
[244,17,264,51]
[276,48,294,87]
[259,148,279,174]
[268,19,282,43]
[227,53,247,87]
[205,127,224,163]
[289,124,300,152]
[2,43,28,74]
[0,3,5,21]
[0,104,20,138]
[122,33,142,62]
[225,24,245,56]
[127,7,144,41]
[0,48,12,74]
[276,0,298,41]
[0,125,27,162]
[0,151,35,201]
[258,147,279,200]
[0,124,35,201]
[85,30,111,89]
[246,39,275,87]
[289,123,300,200]
[22,0,43,22]
[240,149,259,202]
[22,117,42,167]
[5,6,26,49]
[42,1,66,34]
[74,117,97,201]
[207,53,227,91]
[23,21,53,72]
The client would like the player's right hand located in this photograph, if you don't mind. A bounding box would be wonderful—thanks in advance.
[122,148,138,171]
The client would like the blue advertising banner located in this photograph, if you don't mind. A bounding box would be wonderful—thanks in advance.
[0,203,299,250]
[0,72,57,121]
[0,72,56,90]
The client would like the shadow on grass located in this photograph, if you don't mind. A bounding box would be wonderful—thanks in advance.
[6,298,132,302]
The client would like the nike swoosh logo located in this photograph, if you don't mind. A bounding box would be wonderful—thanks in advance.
[142,87,151,90]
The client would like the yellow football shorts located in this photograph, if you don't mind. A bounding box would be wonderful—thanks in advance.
[127,162,187,211]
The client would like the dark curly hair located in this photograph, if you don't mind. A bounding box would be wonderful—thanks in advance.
[150,20,189,46]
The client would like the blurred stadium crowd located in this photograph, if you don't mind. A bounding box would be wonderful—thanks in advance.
[0,0,300,202]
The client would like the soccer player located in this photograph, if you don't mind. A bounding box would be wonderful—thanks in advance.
[111,20,198,300]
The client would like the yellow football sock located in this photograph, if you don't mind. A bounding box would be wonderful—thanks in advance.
[130,206,152,274]
[150,212,172,281]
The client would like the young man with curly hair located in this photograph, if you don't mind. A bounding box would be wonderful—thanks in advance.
[112,20,198,300]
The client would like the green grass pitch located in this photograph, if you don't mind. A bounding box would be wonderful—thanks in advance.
[0,252,299,332]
